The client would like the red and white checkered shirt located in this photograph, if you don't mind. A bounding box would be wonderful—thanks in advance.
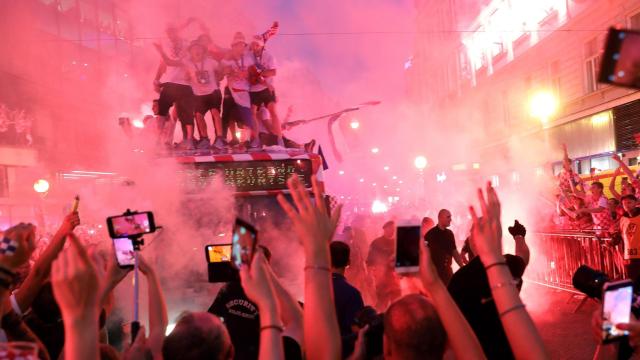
[588,195,614,232]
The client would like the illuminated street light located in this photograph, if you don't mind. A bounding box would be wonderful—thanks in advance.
[414,156,428,170]
[529,91,558,124]
[350,120,360,129]
[338,170,345,175]
[383,166,390,171]
[33,179,50,193]
[371,147,379,154]
[371,200,388,214]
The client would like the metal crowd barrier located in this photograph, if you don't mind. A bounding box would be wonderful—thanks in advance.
[528,230,626,293]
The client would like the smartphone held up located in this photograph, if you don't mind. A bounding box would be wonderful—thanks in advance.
[107,211,156,239]
[395,224,421,274]
[601,279,634,343]
[231,218,258,269]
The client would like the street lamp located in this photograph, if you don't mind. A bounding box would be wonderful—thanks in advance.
[529,91,558,124]
[414,156,428,170]
[350,120,360,129]
[33,179,50,194]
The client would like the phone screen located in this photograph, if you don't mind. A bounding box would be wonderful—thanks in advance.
[395,225,421,273]
[113,238,135,267]
[108,212,154,238]
[602,281,633,342]
[206,245,232,263]
[600,28,640,90]
[231,220,257,268]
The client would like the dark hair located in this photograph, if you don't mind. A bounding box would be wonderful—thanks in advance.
[153,99,159,103]
[384,294,447,360]
[609,198,620,205]
[330,241,350,269]
[162,312,232,360]
[622,194,638,202]
[382,221,395,229]
[591,182,604,191]
[422,217,434,225]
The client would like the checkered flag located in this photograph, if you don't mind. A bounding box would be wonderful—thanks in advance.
[262,21,279,43]
[0,237,18,256]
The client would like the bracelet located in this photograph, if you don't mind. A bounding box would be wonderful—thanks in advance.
[484,261,507,271]
[260,324,284,332]
[304,265,331,272]
[499,303,526,317]
[490,279,520,290]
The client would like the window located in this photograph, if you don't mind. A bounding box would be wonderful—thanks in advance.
[628,10,640,29]
[0,166,7,198]
[590,156,613,172]
[584,37,602,94]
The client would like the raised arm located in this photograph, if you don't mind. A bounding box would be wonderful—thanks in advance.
[137,254,168,359]
[470,183,550,360]
[419,242,486,359]
[508,221,530,266]
[240,252,284,360]
[13,212,79,314]
[152,43,184,67]
[613,154,636,182]
[267,267,304,346]
[278,175,343,360]
[52,234,101,360]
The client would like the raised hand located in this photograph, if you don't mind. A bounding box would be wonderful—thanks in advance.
[239,251,277,310]
[58,212,80,236]
[277,175,343,260]
[419,240,442,290]
[1,223,36,271]
[469,182,503,265]
[137,254,154,276]
[51,233,100,320]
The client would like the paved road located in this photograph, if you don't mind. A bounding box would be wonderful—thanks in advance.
[524,282,600,359]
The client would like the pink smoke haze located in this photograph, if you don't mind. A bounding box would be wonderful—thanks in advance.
[0,0,564,326]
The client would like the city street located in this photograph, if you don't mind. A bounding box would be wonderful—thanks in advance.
[526,283,599,359]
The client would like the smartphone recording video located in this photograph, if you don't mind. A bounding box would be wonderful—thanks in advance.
[113,238,135,268]
[107,211,156,238]
[602,280,633,343]
[206,244,232,263]
[231,218,258,268]
[395,225,421,273]
[205,244,237,283]
[599,28,640,90]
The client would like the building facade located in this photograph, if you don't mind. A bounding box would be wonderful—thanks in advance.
[0,0,141,226]
[411,0,640,175]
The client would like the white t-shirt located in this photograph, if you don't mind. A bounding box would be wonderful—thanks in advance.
[221,50,255,107]
[160,38,190,86]
[250,49,277,92]
[187,57,220,95]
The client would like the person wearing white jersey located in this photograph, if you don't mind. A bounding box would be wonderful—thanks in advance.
[184,41,224,149]
[220,32,260,149]
[152,24,196,150]
[249,35,284,147]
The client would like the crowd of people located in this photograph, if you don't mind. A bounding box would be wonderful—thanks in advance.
[133,17,314,153]
[553,144,640,286]
[4,173,638,360]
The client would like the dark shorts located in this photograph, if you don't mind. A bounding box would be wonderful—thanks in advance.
[250,88,277,107]
[158,83,194,126]
[194,89,222,115]
[221,89,255,131]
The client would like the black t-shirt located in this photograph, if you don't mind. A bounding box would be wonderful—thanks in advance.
[208,281,260,360]
[425,226,456,283]
[332,273,365,336]
[447,255,526,360]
